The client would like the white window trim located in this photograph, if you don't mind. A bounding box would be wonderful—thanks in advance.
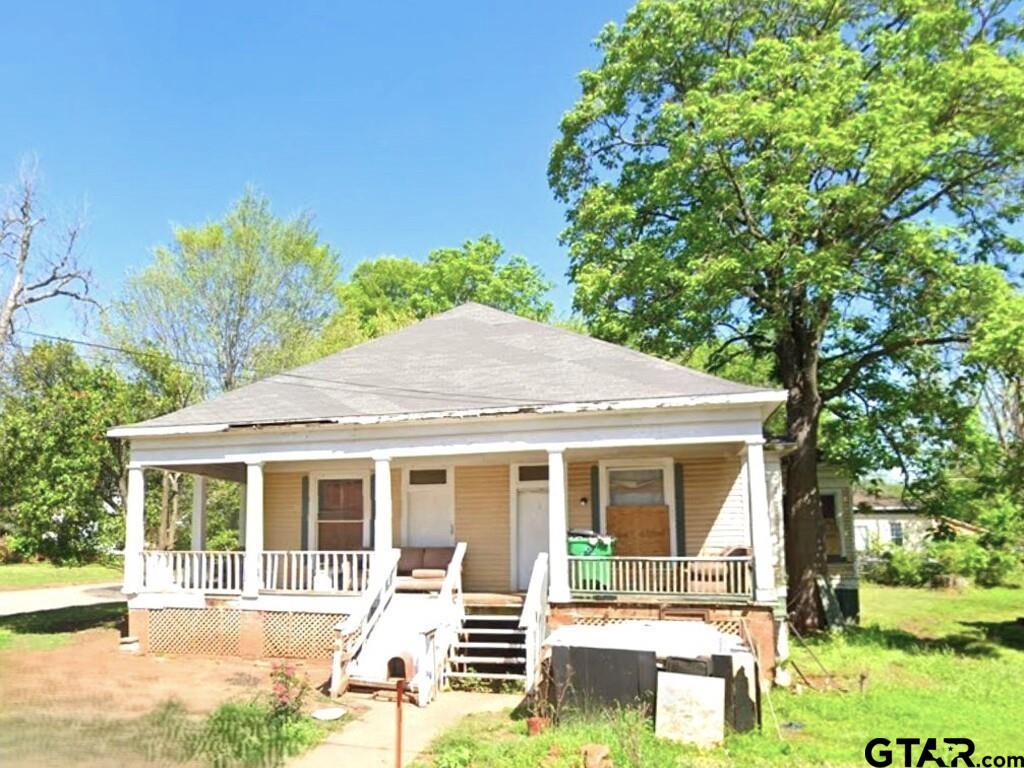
[508,463,551,589]
[308,470,372,550]
[400,464,455,546]
[598,457,677,556]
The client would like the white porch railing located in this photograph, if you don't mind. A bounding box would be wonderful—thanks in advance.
[141,550,244,593]
[261,550,371,593]
[330,548,401,698]
[433,542,468,691]
[518,552,549,693]
[567,555,754,599]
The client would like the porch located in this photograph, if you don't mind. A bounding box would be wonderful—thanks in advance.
[123,440,780,606]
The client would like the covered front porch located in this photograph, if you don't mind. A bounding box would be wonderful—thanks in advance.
[122,440,780,607]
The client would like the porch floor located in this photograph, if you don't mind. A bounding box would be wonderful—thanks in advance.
[463,592,524,609]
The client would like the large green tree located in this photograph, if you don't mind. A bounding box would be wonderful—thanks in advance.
[107,190,341,393]
[0,343,161,561]
[335,235,554,338]
[549,0,1024,628]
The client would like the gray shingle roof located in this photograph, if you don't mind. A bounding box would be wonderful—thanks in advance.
[122,303,779,431]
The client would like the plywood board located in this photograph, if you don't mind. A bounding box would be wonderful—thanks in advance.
[606,505,671,555]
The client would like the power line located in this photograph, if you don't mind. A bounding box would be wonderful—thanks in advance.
[13,328,542,407]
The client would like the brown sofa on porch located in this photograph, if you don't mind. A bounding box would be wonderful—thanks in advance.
[395,546,457,592]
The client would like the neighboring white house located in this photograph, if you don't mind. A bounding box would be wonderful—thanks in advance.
[110,303,796,703]
[852,490,985,554]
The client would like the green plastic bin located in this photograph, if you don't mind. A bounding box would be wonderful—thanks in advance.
[567,530,614,591]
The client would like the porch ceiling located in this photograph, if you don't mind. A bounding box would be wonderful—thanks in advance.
[152,462,246,482]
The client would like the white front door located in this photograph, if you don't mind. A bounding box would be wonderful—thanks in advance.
[405,468,455,546]
[516,487,549,590]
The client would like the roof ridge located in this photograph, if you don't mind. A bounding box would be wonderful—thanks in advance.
[439,302,771,393]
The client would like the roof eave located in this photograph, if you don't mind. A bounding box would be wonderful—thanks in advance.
[108,389,787,440]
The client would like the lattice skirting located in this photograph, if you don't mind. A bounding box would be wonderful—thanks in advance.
[142,608,343,659]
[262,612,342,658]
[149,607,242,656]
[565,615,744,641]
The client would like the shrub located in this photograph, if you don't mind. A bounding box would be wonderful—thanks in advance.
[268,663,309,720]
[861,537,1022,588]
[861,546,930,586]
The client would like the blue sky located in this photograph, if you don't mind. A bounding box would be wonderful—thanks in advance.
[2,1,632,338]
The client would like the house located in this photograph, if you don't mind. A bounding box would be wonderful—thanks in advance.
[110,302,796,704]
[852,490,984,553]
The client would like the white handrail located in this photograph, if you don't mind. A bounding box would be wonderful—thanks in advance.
[330,548,400,698]
[518,552,549,693]
[567,555,754,598]
[434,542,468,691]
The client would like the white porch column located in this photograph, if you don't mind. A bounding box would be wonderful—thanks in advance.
[123,465,146,594]
[547,448,571,602]
[746,440,777,603]
[239,481,247,544]
[373,456,393,553]
[191,475,208,551]
[242,462,264,598]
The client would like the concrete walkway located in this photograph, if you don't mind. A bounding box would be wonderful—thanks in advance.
[0,582,124,617]
[291,690,522,768]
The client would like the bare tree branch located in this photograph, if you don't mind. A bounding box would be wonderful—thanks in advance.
[0,164,94,355]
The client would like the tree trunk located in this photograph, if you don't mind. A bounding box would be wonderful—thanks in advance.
[159,473,171,550]
[777,317,829,632]
[167,473,180,550]
[784,412,828,631]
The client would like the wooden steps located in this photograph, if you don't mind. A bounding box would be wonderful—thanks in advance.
[446,605,527,687]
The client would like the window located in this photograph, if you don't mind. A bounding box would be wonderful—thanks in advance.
[889,521,904,547]
[608,468,665,506]
[317,478,365,550]
[409,469,447,485]
[821,494,844,559]
[518,465,549,482]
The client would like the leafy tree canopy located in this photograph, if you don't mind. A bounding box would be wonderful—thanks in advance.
[335,235,554,339]
[0,343,165,561]
[106,189,341,394]
[549,0,1024,627]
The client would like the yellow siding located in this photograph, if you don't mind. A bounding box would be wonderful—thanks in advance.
[390,468,402,548]
[262,469,401,549]
[567,462,595,531]
[263,473,302,550]
[678,457,749,555]
[454,465,510,592]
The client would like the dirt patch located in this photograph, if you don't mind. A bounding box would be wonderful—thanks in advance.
[0,625,332,716]
[0,625,334,765]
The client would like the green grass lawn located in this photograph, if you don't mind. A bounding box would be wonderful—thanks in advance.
[0,561,122,591]
[0,602,127,651]
[415,584,1024,767]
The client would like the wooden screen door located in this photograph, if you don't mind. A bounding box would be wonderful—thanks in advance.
[317,478,365,550]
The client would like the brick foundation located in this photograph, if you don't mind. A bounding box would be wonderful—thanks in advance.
[128,608,150,649]
[549,601,778,681]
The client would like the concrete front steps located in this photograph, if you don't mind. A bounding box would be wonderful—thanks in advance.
[447,599,527,686]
